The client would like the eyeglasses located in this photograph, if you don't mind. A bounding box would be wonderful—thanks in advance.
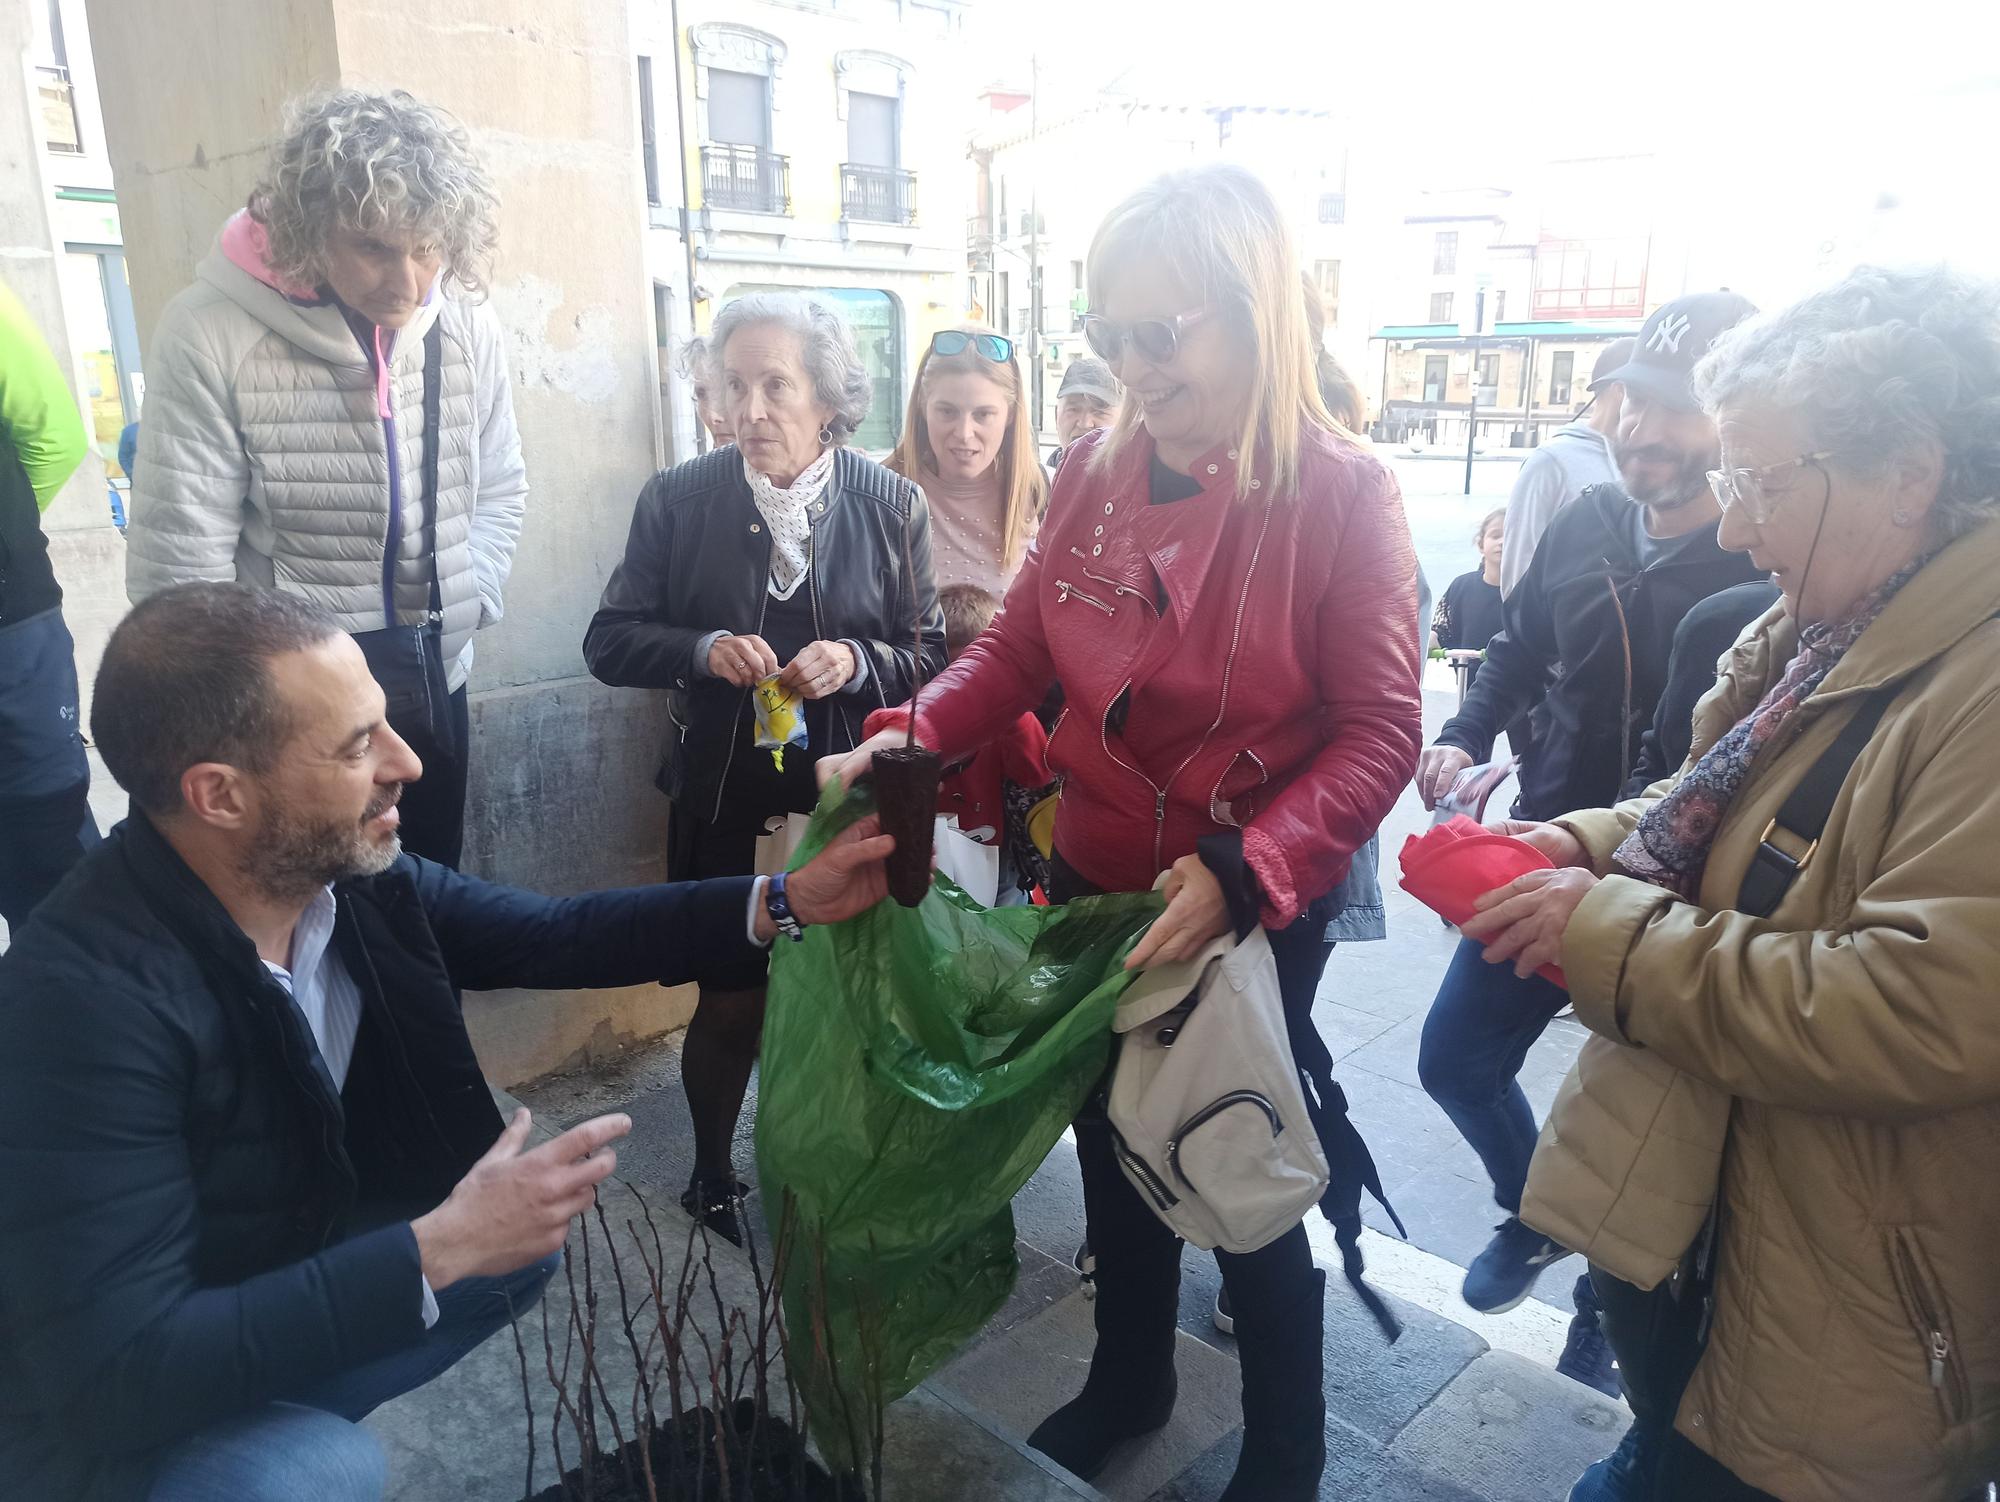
[1082,308,1210,365]
[1705,452,1834,525]
[931,330,1014,362]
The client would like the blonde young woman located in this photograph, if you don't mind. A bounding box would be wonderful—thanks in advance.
[830,164,1421,1500]
[887,325,1048,600]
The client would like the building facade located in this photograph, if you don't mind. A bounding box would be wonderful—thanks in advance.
[25,0,138,496]
[1370,158,1664,452]
[632,0,974,462]
[967,79,1371,443]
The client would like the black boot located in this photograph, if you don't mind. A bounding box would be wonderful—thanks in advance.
[1026,1244,1180,1480]
[1219,1266,1327,1502]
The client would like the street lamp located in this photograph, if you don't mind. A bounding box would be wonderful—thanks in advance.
[1463,282,1487,496]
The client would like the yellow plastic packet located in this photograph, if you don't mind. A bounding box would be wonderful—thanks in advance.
[753,675,806,770]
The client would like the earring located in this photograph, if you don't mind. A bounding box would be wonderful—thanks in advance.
[818,425,835,447]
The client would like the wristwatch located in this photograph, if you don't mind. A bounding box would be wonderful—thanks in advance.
[765,872,807,943]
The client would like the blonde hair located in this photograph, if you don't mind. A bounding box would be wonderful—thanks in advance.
[888,324,1049,569]
[1087,164,1333,500]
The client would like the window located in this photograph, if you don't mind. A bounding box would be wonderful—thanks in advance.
[1476,352,1499,400]
[1429,291,1455,325]
[998,270,1011,339]
[1423,354,1449,404]
[1071,260,1086,328]
[1493,290,1506,324]
[1317,192,1346,224]
[637,57,661,206]
[1433,230,1458,276]
[1549,351,1575,406]
[846,91,898,168]
[707,68,771,148]
[1534,237,1649,319]
[1313,259,1341,324]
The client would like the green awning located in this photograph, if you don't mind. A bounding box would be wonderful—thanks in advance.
[1373,323,1459,340]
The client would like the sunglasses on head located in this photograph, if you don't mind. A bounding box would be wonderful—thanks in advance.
[1082,308,1210,365]
[931,330,1015,363]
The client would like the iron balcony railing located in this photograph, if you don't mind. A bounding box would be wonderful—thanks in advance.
[701,143,790,215]
[841,163,917,225]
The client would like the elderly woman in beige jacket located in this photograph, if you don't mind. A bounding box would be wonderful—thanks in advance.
[1460,267,2000,1502]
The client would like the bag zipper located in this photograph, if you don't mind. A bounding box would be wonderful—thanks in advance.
[1165,1090,1283,1189]
[1891,1228,1969,1426]
[1110,1122,1179,1212]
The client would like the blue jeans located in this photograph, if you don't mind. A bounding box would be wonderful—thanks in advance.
[1417,937,1570,1214]
[144,1252,559,1501]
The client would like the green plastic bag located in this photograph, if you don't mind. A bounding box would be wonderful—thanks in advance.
[755,779,1162,1468]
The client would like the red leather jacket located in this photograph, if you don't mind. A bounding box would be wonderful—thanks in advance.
[874,426,1420,926]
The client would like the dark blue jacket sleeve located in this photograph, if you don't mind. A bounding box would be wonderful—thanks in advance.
[411,862,768,994]
[1434,527,1561,761]
[0,970,427,1455]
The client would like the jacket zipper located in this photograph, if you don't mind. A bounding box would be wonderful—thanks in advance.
[1068,547,1154,604]
[1891,1228,1969,1426]
[711,524,775,823]
[1055,579,1116,615]
[1110,1122,1179,1212]
[1165,1090,1283,1189]
[1096,502,1276,873]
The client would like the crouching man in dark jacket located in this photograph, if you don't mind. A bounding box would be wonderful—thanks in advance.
[0,583,895,1502]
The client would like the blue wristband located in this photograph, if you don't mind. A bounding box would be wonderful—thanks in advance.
[766,871,806,942]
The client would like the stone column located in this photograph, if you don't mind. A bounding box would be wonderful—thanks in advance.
[86,0,692,1085]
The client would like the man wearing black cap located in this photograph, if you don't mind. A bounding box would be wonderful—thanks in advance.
[1410,292,1766,1394]
[1047,356,1120,473]
[1499,336,1634,599]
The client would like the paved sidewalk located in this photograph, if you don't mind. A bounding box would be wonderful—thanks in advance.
[422,682,1627,1501]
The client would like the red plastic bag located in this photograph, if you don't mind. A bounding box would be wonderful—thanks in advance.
[1398,816,1568,989]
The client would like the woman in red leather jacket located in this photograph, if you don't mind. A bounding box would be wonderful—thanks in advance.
[826,163,1421,1500]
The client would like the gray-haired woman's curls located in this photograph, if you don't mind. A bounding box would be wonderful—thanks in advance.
[1696,265,2000,545]
[709,293,872,442]
[249,88,501,300]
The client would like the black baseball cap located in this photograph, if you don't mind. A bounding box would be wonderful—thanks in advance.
[1587,338,1637,392]
[1595,291,1758,411]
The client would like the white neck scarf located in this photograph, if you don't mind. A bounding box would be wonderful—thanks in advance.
[744,449,837,598]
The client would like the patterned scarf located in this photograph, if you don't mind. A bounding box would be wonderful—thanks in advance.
[1614,563,1922,898]
[744,448,836,599]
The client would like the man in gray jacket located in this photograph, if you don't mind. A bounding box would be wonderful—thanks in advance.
[1498,338,1632,598]
[128,88,527,869]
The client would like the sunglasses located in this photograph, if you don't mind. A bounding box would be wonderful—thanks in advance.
[1082,308,1210,365]
[931,330,1015,362]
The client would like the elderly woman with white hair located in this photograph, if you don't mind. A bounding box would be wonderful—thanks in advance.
[586,292,945,1244]
[128,88,527,870]
[1460,266,2000,1502]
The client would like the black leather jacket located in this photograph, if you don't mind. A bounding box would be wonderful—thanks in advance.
[584,445,947,818]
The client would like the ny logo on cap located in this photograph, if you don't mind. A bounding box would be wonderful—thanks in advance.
[1647,312,1692,356]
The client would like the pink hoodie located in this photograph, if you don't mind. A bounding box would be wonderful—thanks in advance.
[219,209,411,420]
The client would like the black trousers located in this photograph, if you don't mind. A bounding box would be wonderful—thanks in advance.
[1053,853,1326,1393]
[393,686,471,870]
[0,780,99,931]
[1591,1266,1781,1502]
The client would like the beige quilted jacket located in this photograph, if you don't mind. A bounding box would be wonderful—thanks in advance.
[1524,516,2000,1502]
[128,216,527,690]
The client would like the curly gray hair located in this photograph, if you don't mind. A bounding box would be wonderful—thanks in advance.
[1695,265,2000,544]
[708,293,872,442]
[248,88,500,300]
